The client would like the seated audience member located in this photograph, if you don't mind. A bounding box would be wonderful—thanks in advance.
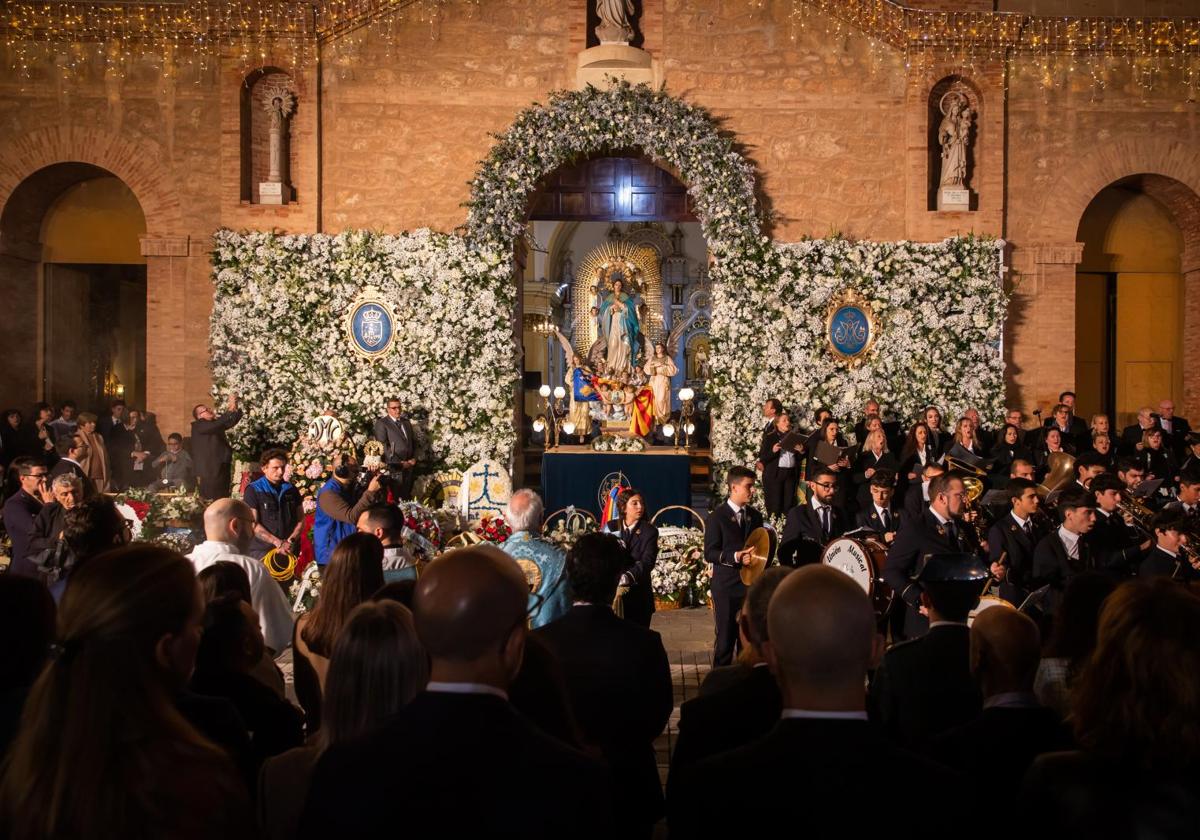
[189,499,294,657]
[931,609,1073,816]
[151,433,196,490]
[534,532,673,839]
[356,504,418,582]
[670,564,966,839]
[1139,510,1200,581]
[669,568,791,786]
[27,474,84,560]
[1019,580,1200,837]
[190,593,304,767]
[870,553,985,747]
[0,546,254,840]
[259,600,427,840]
[50,496,131,601]
[499,489,570,628]
[0,576,55,758]
[507,631,586,748]
[293,532,385,734]
[300,545,612,839]
[1033,572,1115,717]
[196,561,285,698]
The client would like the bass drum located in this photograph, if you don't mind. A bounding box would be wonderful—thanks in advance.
[821,537,894,618]
[969,594,1013,626]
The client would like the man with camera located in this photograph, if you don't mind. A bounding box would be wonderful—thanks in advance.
[314,454,388,566]
[373,397,417,499]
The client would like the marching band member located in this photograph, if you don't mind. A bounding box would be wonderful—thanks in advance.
[602,487,659,629]
[1087,473,1151,578]
[856,470,901,544]
[986,477,1045,606]
[1138,511,1200,581]
[779,466,846,568]
[1031,488,1097,619]
[703,467,764,666]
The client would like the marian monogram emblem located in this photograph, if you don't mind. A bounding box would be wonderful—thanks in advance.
[345,287,397,361]
[825,289,878,365]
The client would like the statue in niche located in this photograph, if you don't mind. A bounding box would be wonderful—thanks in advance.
[937,91,973,191]
[260,83,296,204]
[598,276,641,376]
[595,0,636,44]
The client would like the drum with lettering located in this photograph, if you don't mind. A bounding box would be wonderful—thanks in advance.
[821,537,894,618]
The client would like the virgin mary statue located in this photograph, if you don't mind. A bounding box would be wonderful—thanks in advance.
[598,278,640,374]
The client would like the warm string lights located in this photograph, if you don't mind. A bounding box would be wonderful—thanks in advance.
[1,0,1198,98]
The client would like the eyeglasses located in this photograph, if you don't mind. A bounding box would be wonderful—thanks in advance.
[813,482,836,489]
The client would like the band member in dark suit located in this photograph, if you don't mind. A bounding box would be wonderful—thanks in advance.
[759,413,801,517]
[703,467,764,667]
[901,461,945,536]
[856,470,901,544]
[1168,469,1200,519]
[667,568,790,791]
[1087,473,1151,578]
[884,472,982,640]
[671,564,968,840]
[986,477,1045,606]
[190,395,242,500]
[1179,434,1200,474]
[1138,510,1200,581]
[779,466,846,567]
[1031,488,1096,619]
[870,552,985,748]
[603,488,658,628]
[372,397,417,499]
[534,533,673,839]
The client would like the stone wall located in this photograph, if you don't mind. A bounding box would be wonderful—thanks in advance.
[1,0,1199,434]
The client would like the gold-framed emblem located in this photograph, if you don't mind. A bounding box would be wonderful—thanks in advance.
[344,286,398,362]
[825,288,878,365]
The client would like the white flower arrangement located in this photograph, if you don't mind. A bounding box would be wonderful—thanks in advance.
[591,434,647,453]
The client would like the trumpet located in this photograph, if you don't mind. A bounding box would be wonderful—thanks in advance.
[1172,541,1200,580]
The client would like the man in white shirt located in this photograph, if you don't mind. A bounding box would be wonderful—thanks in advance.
[1031,489,1096,617]
[1139,510,1199,581]
[188,497,294,655]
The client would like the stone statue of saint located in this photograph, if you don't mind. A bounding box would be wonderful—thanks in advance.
[938,92,972,190]
[262,86,296,187]
[595,0,636,44]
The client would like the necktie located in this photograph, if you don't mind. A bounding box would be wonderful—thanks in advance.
[880,508,891,531]
[1023,520,1034,540]
[820,505,831,539]
[736,509,744,532]
[946,520,958,548]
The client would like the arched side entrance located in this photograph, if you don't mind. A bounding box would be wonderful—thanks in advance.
[1075,176,1191,429]
[0,164,148,411]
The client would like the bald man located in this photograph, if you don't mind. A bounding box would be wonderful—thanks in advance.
[931,608,1072,789]
[188,498,293,654]
[300,546,612,840]
[669,566,966,839]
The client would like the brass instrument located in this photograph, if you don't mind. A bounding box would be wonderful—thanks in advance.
[946,456,990,545]
[1172,542,1200,581]
[1037,452,1077,502]
[1116,489,1156,537]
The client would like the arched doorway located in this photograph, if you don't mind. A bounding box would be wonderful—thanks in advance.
[519,153,712,491]
[0,164,147,411]
[1075,175,1192,429]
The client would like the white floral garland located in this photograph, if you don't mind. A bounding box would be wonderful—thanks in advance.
[209,83,1006,478]
[209,228,517,470]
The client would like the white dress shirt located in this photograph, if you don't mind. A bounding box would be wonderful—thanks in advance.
[1057,525,1081,561]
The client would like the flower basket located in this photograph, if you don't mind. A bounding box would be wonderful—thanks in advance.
[655,595,682,611]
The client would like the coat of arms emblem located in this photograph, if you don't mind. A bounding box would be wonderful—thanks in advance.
[345,287,397,361]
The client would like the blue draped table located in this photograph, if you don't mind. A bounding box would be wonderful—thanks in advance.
[540,449,694,527]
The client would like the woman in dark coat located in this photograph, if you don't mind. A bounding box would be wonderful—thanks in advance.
[604,488,658,628]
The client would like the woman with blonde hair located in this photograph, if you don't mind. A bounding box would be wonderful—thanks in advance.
[75,411,111,493]
[0,545,253,840]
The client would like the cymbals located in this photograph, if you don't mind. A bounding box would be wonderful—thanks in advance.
[740,526,771,587]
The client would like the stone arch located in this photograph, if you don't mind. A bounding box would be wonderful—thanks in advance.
[0,126,183,239]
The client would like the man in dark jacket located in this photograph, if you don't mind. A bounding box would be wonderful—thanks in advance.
[534,532,673,839]
[1,458,48,577]
[191,395,242,500]
[372,397,417,499]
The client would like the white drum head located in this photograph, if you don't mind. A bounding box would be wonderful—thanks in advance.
[969,594,1013,626]
[822,538,874,595]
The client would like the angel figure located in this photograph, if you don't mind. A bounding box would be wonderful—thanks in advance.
[644,320,686,425]
[554,327,598,438]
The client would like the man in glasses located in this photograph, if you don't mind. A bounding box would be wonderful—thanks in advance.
[779,466,847,567]
[2,457,50,577]
[885,472,985,640]
[373,397,417,499]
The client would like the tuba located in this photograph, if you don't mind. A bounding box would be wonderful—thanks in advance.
[946,456,989,544]
[1037,452,1077,502]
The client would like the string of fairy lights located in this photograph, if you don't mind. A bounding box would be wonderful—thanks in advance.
[2,0,1199,98]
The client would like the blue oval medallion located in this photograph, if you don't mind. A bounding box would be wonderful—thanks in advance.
[350,302,394,357]
[829,306,871,358]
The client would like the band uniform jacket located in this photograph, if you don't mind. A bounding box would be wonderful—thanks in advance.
[1139,546,1200,581]
[1032,530,1092,616]
[373,414,416,465]
[604,517,658,626]
[856,505,901,537]
[779,501,846,567]
[868,623,981,748]
[1086,510,1146,578]
[703,502,764,593]
[987,513,1045,604]
[884,509,982,639]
